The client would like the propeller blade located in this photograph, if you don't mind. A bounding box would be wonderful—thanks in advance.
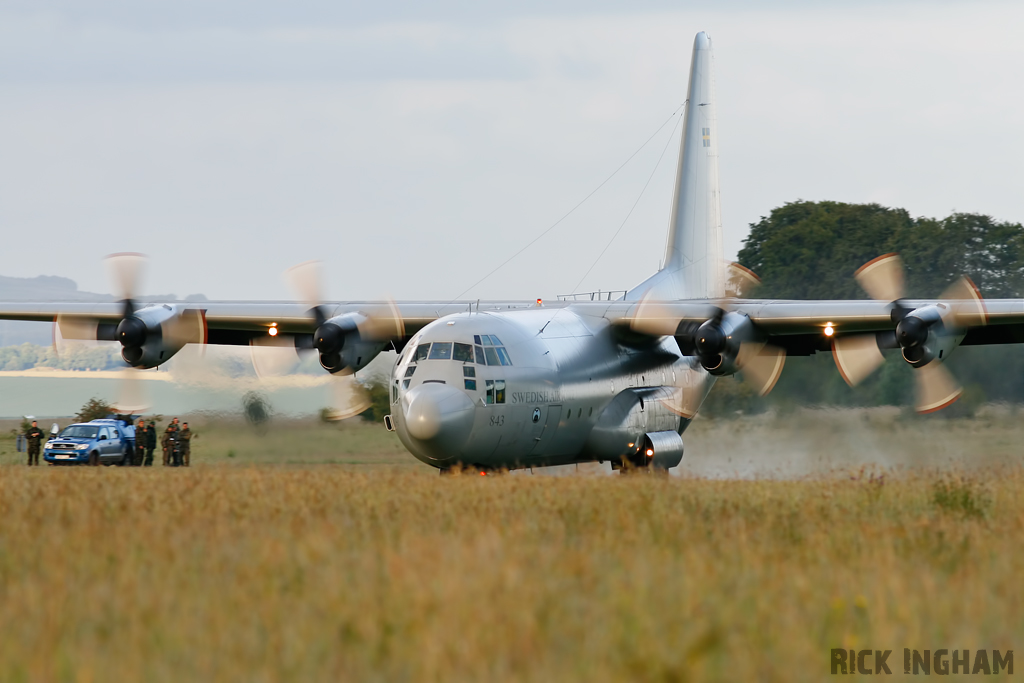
[357,298,406,341]
[831,334,886,386]
[915,361,962,414]
[735,342,786,396]
[629,292,680,337]
[115,368,150,414]
[855,253,905,302]
[161,309,207,349]
[104,253,147,303]
[322,373,372,421]
[284,260,323,310]
[249,336,301,378]
[661,383,705,420]
[725,262,761,298]
[53,315,99,357]
[940,275,988,328]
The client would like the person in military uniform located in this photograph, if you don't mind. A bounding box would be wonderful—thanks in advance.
[161,421,177,466]
[179,422,192,467]
[134,420,147,466]
[144,420,157,466]
[25,420,44,466]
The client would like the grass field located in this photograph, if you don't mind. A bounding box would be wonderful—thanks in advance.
[0,410,1021,681]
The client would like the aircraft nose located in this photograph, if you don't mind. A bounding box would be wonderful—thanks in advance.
[404,382,475,449]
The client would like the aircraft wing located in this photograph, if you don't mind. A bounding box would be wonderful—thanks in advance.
[587,298,1024,353]
[0,299,564,345]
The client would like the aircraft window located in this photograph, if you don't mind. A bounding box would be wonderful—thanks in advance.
[402,379,411,390]
[414,343,431,361]
[481,336,493,346]
[485,380,494,404]
[474,335,482,345]
[474,346,486,364]
[496,348,513,366]
[392,382,399,402]
[490,336,503,346]
[404,366,416,378]
[453,342,474,363]
[428,342,453,360]
[495,380,505,404]
[484,347,501,366]
[464,379,477,391]
[423,380,446,384]
[463,366,476,378]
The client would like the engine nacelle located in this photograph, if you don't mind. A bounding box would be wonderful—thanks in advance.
[116,304,201,369]
[691,311,758,376]
[314,312,388,374]
[896,305,964,368]
[640,431,684,470]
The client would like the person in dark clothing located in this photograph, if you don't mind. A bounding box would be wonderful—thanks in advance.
[179,422,192,467]
[25,420,44,466]
[135,420,147,466]
[162,420,179,466]
[144,421,157,466]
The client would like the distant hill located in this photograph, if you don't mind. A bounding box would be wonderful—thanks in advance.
[0,274,206,345]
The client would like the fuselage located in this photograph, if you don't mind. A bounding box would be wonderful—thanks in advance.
[390,306,713,470]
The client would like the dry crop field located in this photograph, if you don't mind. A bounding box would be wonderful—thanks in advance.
[0,410,1022,681]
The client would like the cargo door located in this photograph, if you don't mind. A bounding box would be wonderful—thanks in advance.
[530,404,561,455]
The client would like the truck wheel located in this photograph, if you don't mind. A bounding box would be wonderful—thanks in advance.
[89,451,100,467]
[117,448,130,466]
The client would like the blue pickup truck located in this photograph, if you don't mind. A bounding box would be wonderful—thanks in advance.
[43,419,136,466]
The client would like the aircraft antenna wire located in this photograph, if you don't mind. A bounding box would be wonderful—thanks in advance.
[447,101,686,303]
[568,107,683,297]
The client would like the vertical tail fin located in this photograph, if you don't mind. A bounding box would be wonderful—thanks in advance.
[628,31,724,301]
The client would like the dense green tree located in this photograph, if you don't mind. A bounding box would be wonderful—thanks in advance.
[739,201,1024,300]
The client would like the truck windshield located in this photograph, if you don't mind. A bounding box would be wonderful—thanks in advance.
[60,425,99,439]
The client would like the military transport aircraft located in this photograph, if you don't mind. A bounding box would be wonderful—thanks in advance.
[2,32,1023,472]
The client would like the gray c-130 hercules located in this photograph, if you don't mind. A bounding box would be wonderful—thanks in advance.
[3,32,1023,472]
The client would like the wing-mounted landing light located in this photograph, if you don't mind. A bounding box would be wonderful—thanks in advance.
[831,253,988,413]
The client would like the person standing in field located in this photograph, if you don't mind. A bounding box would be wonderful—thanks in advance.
[179,422,192,467]
[134,420,147,466]
[145,420,157,466]
[24,420,44,466]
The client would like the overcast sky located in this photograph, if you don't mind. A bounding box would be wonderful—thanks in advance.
[1,1,1022,301]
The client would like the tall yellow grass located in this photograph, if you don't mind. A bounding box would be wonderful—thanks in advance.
[0,465,1019,682]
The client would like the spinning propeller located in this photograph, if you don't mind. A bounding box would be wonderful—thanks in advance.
[257,260,407,421]
[631,262,786,418]
[831,253,987,413]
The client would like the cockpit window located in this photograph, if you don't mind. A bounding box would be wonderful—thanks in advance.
[484,347,500,366]
[428,342,453,360]
[404,366,416,378]
[474,346,486,364]
[480,335,493,346]
[453,342,474,363]
[414,343,431,361]
[496,347,513,366]
[473,335,482,345]
[489,336,503,346]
